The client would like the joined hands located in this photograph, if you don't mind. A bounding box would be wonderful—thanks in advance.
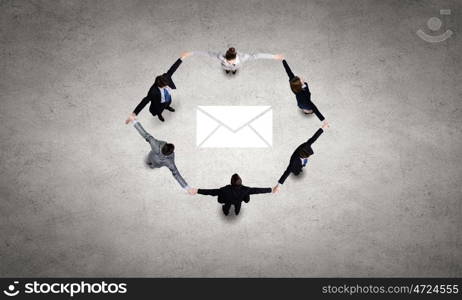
[272,184,280,193]
[274,54,284,60]
[180,52,192,60]
[127,52,318,197]
[125,113,137,124]
[187,188,198,195]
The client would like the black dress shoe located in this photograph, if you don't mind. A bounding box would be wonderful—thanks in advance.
[158,114,165,122]
[225,70,230,74]
[222,205,230,216]
[165,106,175,112]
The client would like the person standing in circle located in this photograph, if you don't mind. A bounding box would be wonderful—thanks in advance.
[125,52,192,124]
[191,174,275,216]
[191,47,283,74]
[281,58,329,126]
[273,122,329,193]
[127,118,195,194]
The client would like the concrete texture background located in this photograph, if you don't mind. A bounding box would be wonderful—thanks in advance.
[0,0,461,277]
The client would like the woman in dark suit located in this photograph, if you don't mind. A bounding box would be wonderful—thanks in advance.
[193,174,274,216]
[281,59,329,126]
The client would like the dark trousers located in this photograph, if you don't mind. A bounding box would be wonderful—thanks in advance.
[161,100,172,111]
[152,101,172,116]
[222,202,241,216]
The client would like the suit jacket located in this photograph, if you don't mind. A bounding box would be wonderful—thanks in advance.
[133,58,183,116]
[278,128,324,184]
[282,60,325,121]
[198,185,271,205]
[133,121,188,188]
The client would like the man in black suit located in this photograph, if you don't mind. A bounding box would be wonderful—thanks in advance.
[192,174,274,216]
[273,123,329,192]
[125,52,191,123]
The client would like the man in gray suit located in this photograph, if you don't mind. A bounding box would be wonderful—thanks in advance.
[131,120,194,194]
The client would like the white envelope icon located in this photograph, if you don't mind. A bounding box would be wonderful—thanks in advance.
[196,106,272,148]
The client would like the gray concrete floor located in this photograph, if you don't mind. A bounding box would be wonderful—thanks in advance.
[1,0,461,277]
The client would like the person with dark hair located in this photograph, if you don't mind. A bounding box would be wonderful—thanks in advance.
[191,174,274,216]
[273,123,329,193]
[128,119,195,194]
[125,52,192,124]
[191,47,283,74]
[281,58,329,126]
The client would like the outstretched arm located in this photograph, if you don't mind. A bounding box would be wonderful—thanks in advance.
[132,96,150,117]
[241,52,281,63]
[191,51,221,60]
[248,187,272,195]
[310,101,325,122]
[302,82,326,122]
[166,58,183,77]
[273,167,291,193]
[132,120,162,153]
[282,59,295,80]
[278,166,291,185]
[306,128,324,146]
[167,163,189,190]
[197,188,221,196]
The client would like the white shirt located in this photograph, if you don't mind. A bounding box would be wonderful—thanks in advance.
[192,51,275,71]
[219,55,241,71]
[158,86,173,103]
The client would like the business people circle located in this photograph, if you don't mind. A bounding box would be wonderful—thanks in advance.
[126,48,329,216]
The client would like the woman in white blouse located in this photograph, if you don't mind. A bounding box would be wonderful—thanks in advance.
[192,47,283,74]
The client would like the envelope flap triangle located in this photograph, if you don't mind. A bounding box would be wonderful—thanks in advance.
[197,106,271,131]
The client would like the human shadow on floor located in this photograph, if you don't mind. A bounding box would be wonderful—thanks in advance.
[144,155,154,169]
[298,109,314,118]
[222,69,238,78]
[291,170,307,182]
[218,205,243,223]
